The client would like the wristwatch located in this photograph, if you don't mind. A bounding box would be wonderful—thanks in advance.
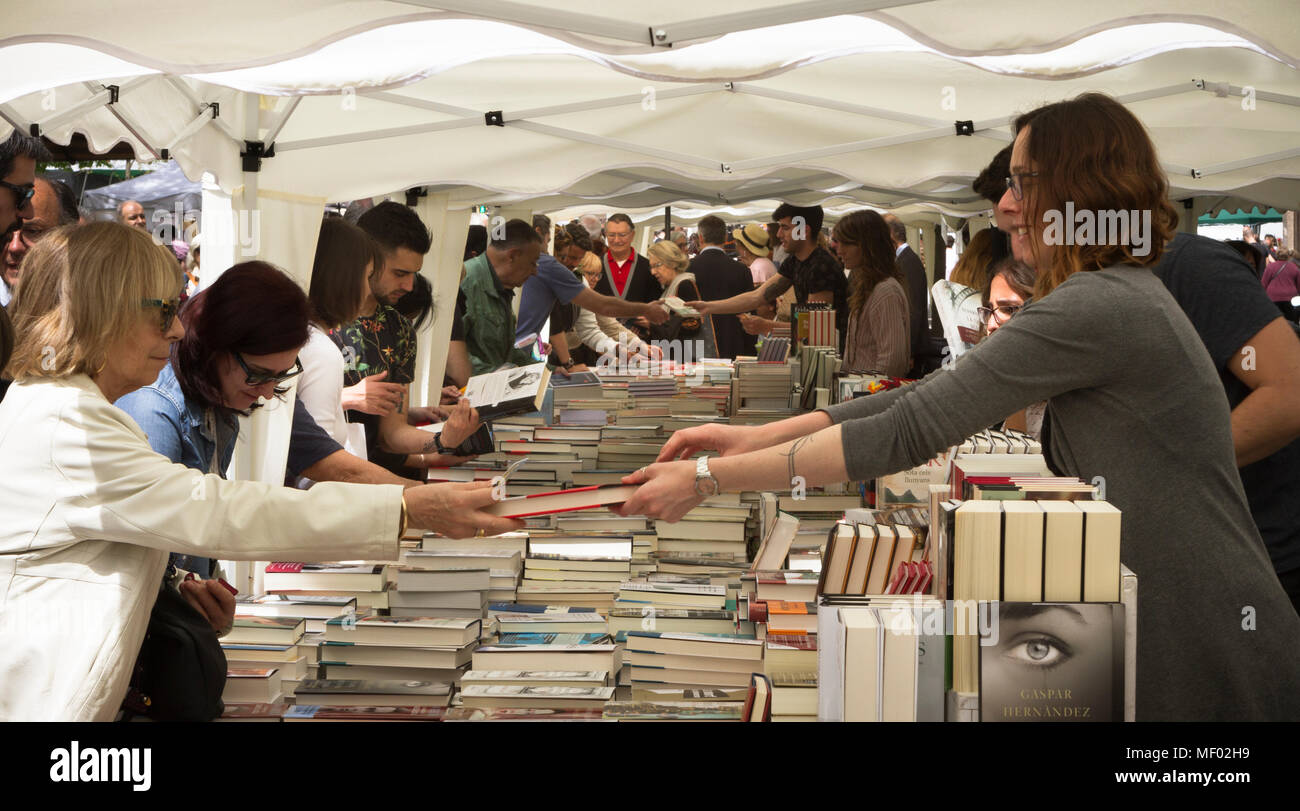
[694,456,720,497]
[560,358,575,370]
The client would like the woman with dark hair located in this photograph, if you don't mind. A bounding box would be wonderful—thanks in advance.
[624,92,1300,721]
[117,260,483,575]
[977,256,1035,339]
[833,210,910,377]
[948,226,1002,292]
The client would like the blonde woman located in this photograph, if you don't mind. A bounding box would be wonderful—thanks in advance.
[0,223,519,721]
[570,249,661,362]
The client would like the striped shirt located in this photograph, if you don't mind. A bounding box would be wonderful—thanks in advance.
[841,277,911,377]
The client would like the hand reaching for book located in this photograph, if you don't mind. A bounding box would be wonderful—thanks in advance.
[643,302,670,325]
[655,423,766,463]
[614,461,702,522]
[404,480,525,537]
[179,578,236,636]
[687,300,714,315]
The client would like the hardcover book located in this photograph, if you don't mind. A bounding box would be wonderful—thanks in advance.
[464,361,552,419]
[979,602,1124,723]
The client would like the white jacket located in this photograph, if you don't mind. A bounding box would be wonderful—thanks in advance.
[0,375,402,721]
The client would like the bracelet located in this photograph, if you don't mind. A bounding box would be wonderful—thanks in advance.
[397,494,409,539]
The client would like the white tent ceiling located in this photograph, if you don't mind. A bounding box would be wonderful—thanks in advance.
[2,2,1297,219]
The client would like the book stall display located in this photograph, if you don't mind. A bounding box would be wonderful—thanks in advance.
[215,319,1138,725]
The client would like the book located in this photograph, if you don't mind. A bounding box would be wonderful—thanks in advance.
[443,707,608,721]
[318,642,475,670]
[952,501,1001,693]
[223,667,282,705]
[459,684,615,709]
[484,484,640,518]
[617,582,727,609]
[223,615,306,646]
[263,563,387,592]
[471,644,619,673]
[463,361,551,419]
[754,570,819,602]
[393,568,491,593]
[840,609,882,722]
[460,670,609,687]
[1077,501,1121,603]
[235,595,357,625]
[623,632,763,660]
[751,511,799,572]
[1002,501,1045,601]
[744,673,772,722]
[292,679,452,707]
[979,602,1125,722]
[323,616,481,647]
[602,701,743,721]
[495,612,608,634]
[284,705,447,721]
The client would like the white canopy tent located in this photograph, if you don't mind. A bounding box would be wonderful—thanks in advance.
[4,3,1297,551]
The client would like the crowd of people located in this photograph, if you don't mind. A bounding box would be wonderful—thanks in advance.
[2,85,1300,721]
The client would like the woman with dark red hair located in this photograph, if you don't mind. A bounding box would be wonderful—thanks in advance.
[116,260,490,582]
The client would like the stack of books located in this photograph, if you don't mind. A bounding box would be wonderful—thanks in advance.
[292,679,452,710]
[234,594,356,634]
[264,562,392,614]
[390,565,492,619]
[818,601,945,722]
[471,632,621,675]
[516,536,633,612]
[763,635,818,721]
[623,631,764,693]
[318,615,482,686]
[730,359,797,423]
[223,667,283,707]
[222,615,309,701]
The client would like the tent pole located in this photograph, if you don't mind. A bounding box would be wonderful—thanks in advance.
[665,206,672,235]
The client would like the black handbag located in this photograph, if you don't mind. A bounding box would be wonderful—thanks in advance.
[122,581,227,721]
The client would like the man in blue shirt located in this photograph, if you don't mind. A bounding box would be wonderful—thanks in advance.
[515,252,669,371]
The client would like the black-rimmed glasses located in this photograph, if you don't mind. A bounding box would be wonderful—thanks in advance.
[234,351,303,386]
[1005,172,1040,202]
[141,297,181,333]
[978,303,1024,326]
[1,179,35,210]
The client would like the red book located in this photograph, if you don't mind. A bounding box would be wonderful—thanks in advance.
[483,484,640,519]
[885,561,909,594]
[913,560,934,595]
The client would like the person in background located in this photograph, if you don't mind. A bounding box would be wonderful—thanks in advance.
[460,218,544,374]
[1261,248,1300,320]
[338,201,436,479]
[559,227,661,365]
[943,234,959,280]
[948,227,1001,292]
[579,213,606,257]
[118,199,147,230]
[593,212,662,306]
[691,204,847,349]
[0,223,521,720]
[1263,234,1279,261]
[533,214,552,252]
[834,210,910,378]
[881,213,929,377]
[3,176,71,309]
[516,218,668,373]
[688,215,756,359]
[622,92,1300,720]
[0,132,46,299]
[644,240,702,344]
[976,257,1040,436]
[733,222,777,287]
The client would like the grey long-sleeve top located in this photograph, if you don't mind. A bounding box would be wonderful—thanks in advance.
[821,265,1300,721]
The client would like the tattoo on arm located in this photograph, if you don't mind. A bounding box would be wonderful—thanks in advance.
[782,436,812,484]
[763,276,793,304]
[420,437,441,454]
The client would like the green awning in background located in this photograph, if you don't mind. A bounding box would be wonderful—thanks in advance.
[1198,206,1285,226]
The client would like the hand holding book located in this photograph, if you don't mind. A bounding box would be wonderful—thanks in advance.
[404,480,526,537]
[613,461,703,523]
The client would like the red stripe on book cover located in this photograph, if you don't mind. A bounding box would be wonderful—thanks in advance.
[266,562,304,573]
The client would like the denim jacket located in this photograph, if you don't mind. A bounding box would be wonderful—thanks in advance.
[115,362,239,577]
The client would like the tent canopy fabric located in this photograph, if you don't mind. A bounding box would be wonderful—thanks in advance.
[2,3,1297,220]
[79,160,202,218]
[1197,206,1285,225]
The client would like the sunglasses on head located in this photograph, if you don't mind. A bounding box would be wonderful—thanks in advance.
[0,179,35,210]
[234,350,303,386]
[141,297,181,333]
